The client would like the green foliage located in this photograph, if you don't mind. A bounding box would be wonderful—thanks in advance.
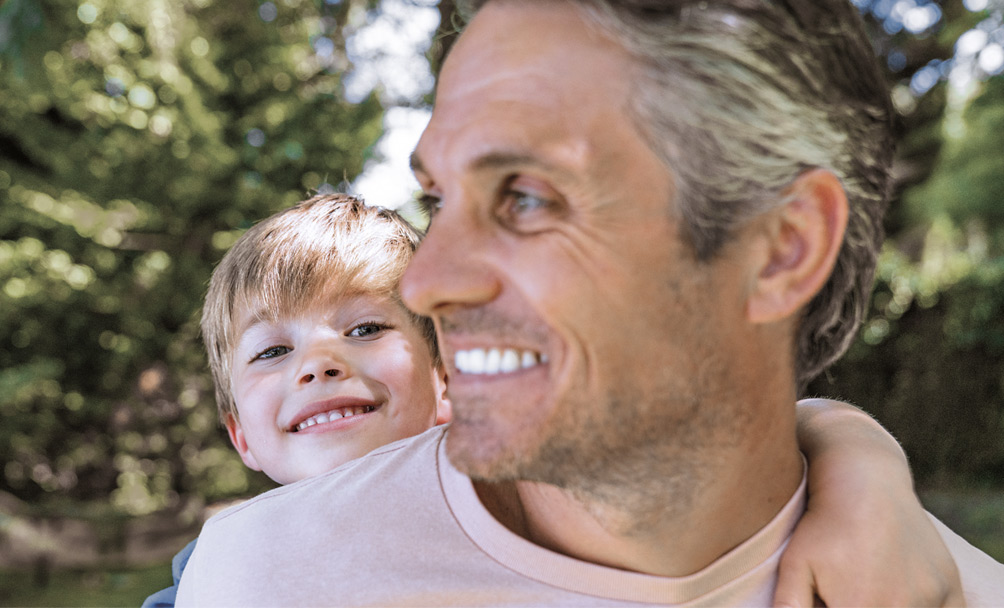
[922,489,1004,561]
[906,77,1004,233]
[813,236,1004,486]
[803,0,1004,490]
[0,0,381,513]
[811,75,1004,487]
[0,562,171,607]
[0,0,47,80]
[2,0,1003,522]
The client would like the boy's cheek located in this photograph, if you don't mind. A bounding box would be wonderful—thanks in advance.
[231,367,274,397]
[224,417,264,472]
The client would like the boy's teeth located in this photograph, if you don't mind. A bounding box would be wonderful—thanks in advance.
[295,405,375,431]
[454,348,547,375]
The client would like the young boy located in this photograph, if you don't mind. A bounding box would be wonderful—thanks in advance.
[150,194,964,607]
[143,194,450,607]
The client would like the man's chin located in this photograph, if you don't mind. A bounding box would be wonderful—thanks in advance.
[445,422,528,482]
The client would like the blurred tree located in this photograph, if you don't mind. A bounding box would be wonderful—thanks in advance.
[0,0,386,514]
[1,0,1002,523]
[810,0,1004,488]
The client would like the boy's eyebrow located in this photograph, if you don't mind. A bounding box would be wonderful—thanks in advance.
[236,317,260,336]
[234,309,274,341]
[232,320,262,349]
[408,150,424,175]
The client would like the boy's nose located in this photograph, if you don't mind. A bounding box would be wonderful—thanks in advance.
[298,367,341,384]
[296,346,349,385]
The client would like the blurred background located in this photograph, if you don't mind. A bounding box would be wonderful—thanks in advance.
[0,0,1002,604]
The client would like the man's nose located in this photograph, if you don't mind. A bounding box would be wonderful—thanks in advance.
[295,342,349,386]
[400,208,501,316]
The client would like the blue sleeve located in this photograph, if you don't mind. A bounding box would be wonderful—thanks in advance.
[140,538,198,608]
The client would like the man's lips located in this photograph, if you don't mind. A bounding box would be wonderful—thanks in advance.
[453,347,548,375]
[286,397,380,432]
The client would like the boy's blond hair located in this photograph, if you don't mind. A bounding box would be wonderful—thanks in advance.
[201,193,437,423]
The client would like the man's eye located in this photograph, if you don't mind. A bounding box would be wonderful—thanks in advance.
[253,345,291,361]
[497,184,564,231]
[348,322,389,338]
[506,190,551,214]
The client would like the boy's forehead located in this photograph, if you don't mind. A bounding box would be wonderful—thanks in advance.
[232,285,400,333]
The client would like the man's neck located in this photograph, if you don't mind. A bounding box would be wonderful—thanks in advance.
[474,431,803,577]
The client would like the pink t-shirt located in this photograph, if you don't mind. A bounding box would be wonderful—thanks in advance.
[175,425,1004,606]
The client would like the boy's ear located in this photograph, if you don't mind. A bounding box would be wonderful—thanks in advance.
[225,414,263,472]
[747,168,849,324]
[434,365,452,425]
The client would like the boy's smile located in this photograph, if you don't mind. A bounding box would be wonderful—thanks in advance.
[225,292,449,485]
[288,396,380,433]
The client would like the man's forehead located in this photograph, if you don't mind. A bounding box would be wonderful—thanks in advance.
[436,1,630,99]
[415,1,636,176]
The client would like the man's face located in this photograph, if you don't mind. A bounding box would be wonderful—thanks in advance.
[402,1,756,489]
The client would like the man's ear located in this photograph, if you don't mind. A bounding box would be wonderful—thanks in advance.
[225,413,263,471]
[434,365,452,425]
[747,168,848,324]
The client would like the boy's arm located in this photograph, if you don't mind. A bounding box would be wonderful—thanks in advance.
[140,538,198,608]
[775,399,964,608]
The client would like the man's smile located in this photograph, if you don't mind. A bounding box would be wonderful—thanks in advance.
[453,347,548,375]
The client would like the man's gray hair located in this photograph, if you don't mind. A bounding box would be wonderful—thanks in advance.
[458,0,895,391]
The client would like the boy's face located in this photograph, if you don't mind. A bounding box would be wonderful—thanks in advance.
[226,291,449,485]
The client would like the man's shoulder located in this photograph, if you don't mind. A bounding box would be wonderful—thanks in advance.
[929,513,1004,606]
[207,425,448,526]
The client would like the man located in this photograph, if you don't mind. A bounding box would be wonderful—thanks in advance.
[177,0,1003,605]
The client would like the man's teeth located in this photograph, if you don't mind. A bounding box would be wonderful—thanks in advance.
[454,348,547,375]
[296,406,375,431]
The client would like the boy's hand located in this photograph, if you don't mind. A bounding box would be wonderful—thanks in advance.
[775,398,964,607]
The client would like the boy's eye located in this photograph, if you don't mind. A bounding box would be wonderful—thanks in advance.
[348,322,389,339]
[252,345,291,361]
[416,193,443,218]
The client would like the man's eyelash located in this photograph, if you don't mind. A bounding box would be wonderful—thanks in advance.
[503,189,548,210]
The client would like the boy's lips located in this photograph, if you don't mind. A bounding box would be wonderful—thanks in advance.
[286,397,381,432]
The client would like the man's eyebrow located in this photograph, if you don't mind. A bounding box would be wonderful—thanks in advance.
[410,150,569,177]
[470,152,550,173]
